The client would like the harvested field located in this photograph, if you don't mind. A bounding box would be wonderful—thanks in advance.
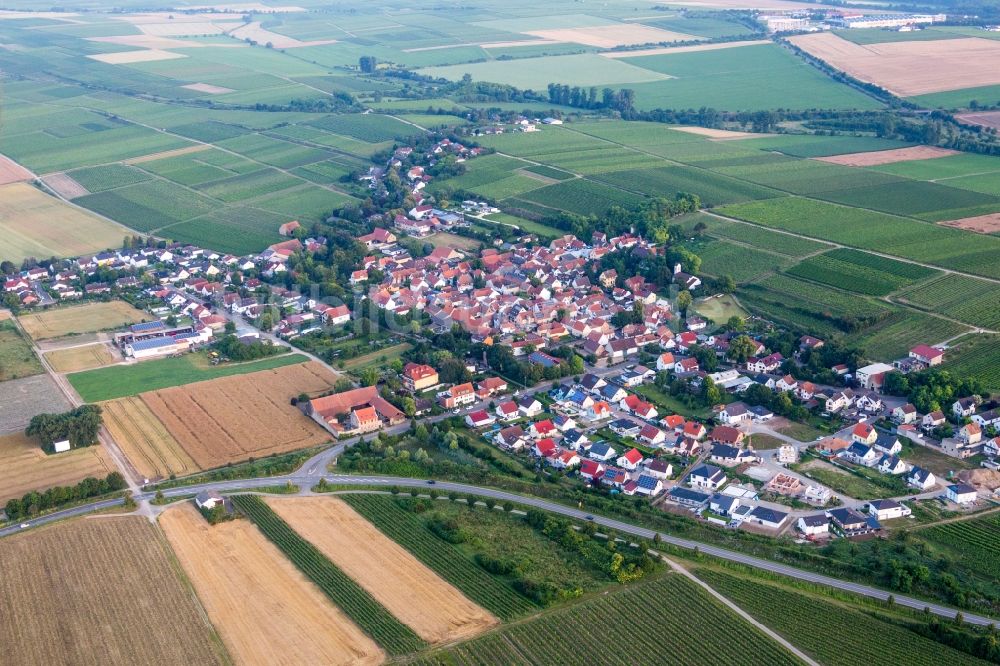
[788,33,1000,97]
[816,145,959,167]
[940,212,1000,234]
[102,397,197,481]
[0,182,126,263]
[140,361,335,469]
[125,144,210,165]
[0,152,32,185]
[0,432,114,503]
[672,126,761,139]
[89,35,231,50]
[161,503,383,666]
[182,82,236,94]
[42,172,89,199]
[0,516,226,666]
[18,301,148,340]
[601,39,770,58]
[44,343,115,373]
[268,497,498,644]
[956,111,1000,130]
[525,24,697,48]
[88,49,187,65]
[228,21,336,48]
[0,375,71,434]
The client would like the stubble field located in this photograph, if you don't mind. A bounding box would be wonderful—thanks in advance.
[0,516,226,666]
[101,397,198,481]
[160,503,384,666]
[18,301,148,340]
[0,374,72,434]
[268,497,498,644]
[138,361,335,470]
[0,432,114,502]
[44,343,116,373]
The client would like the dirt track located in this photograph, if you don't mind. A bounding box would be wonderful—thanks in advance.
[268,497,499,644]
[161,503,383,666]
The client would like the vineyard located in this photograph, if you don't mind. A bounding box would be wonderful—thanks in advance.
[940,335,1000,392]
[702,219,830,257]
[895,274,1000,330]
[786,249,938,296]
[343,494,537,621]
[693,239,789,283]
[919,514,1000,580]
[232,494,426,655]
[845,311,969,361]
[695,568,989,666]
[411,573,801,666]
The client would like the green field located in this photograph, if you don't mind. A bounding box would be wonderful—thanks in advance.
[68,353,310,402]
[517,178,645,216]
[918,513,1000,582]
[895,275,1000,330]
[0,320,43,382]
[593,165,783,206]
[845,311,970,361]
[693,239,789,283]
[412,572,801,666]
[786,248,940,296]
[939,335,1000,392]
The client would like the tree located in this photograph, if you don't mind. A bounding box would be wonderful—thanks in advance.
[359,56,377,73]
[224,320,236,334]
[676,290,692,314]
[701,376,722,406]
[720,275,736,294]
[726,315,745,332]
[359,367,378,387]
[727,335,757,364]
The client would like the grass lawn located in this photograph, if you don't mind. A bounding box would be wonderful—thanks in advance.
[749,434,785,450]
[794,457,909,499]
[340,343,412,373]
[898,439,980,476]
[484,212,563,239]
[0,320,43,382]
[425,232,481,251]
[693,294,748,325]
[17,301,149,341]
[776,420,824,442]
[633,384,712,419]
[68,352,309,402]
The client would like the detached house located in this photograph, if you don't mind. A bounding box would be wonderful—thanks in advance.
[953,397,978,419]
[687,464,727,490]
[907,466,936,490]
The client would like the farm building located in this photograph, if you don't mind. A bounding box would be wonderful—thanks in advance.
[195,490,224,510]
[306,386,405,436]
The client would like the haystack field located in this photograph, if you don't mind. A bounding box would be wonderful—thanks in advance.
[228,21,336,48]
[140,361,335,469]
[268,497,499,644]
[45,343,116,373]
[182,82,236,94]
[161,503,383,666]
[102,397,198,481]
[0,432,114,502]
[18,301,148,340]
[816,145,959,167]
[788,33,1000,97]
[0,516,226,666]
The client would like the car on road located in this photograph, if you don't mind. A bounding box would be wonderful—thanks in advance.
[426,480,436,485]
[585,515,594,521]
[20,523,29,529]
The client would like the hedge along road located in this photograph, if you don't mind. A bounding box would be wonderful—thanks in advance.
[1,472,993,627]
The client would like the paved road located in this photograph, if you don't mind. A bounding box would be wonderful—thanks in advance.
[4,471,992,626]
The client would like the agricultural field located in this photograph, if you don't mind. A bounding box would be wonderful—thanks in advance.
[593,165,783,206]
[938,335,1000,393]
[690,238,790,283]
[517,178,645,216]
[267,497,498,644]
[44,343,116,373]
[17,301,148,341]
[698,218,832,257]
[695,567,990,666]
[0,431,114,503]
[233,495,424,656]
[0,319,42,381]
[412,572,800,666]
[101,397,197,481]
[917,513,1000,582]
[693,294,749,324]
[160,502,383,666]
[0,182,126,263]
[0,516,227,666]
[785,248,940,296]
[138,361,336,470]
[895,274,1000,330]
[845,311,970,361]
[68,352,310,402]
[0,374,72,434]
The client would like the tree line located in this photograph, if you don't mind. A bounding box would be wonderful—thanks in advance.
[4,472,126,521]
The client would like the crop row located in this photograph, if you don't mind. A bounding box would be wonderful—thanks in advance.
[342,494,536,620]
[938,335,1000,392]
[786,253,915,296]
[896,275,1000,330]
[696,568,985,666]
[231,494,425,655]
[845,311,969,362]
[413,573,801,666]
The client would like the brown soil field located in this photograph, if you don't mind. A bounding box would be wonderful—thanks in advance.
[0,152,32,185]
[525,24,697,49]
[182,82,236,94]
[602,39,769,58]
[0,182,126,263]
[268,497,498,644]
[788,33,1000,96]
[125,144,209,165]
[88,49,188,64]
[140,361,335,469]
[42,172,89,198]
[0,516,226,666]
[0,432,114,502]
[18,301,148,340]
[45,343,116,373]
[102,397,198,481]
[161,503,383,666]
[940,212,1000,234]
[956,111,1000,130]
[0,309,11,320]
[816,145,959,167]
[0,374,72,434]
[672,126,761,139]
[228,21,336,48]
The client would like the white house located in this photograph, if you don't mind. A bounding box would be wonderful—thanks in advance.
[195,490,224,510]
[856,362,894,390]
[867,499,909,521]
[907,466,936,490]
[518,397,543,418]
[797,514,829,536]
[717,402,751,425]
[616,448,644,471]
[945,483,977,505]
[52,439,71,453]
[688,464,728,490]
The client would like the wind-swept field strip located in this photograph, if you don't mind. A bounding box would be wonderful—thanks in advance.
[44,343,116,373]
[139,361,335,469]
[816,145,959,167]
[102,397,197,481]
[789,33,1000,96]
[161,503,382,666]
[18,301,148,341]
[0,432,114,503]
[268,497,498,644]
[0,182,126,263]
[0,516,226,666]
